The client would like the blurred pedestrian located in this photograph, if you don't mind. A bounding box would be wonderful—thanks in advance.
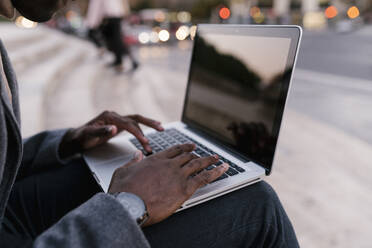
[85,0,105,58]
[86,0,139,72]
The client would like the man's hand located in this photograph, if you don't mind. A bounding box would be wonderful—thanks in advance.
[59,111,164,158]
[108,144,229,226]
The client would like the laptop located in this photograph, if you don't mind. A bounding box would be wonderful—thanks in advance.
[84,24,302,211]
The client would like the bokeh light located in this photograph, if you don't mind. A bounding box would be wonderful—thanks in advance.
[154,11,166,22]
[347,6,360,19]
[250,6,261,18]
[150,31,160,43]
[219,7,231,20]
[177,11,191,23]
[249,6,265,23]
[176,25,190,41]
[138,32,150,44]
[325,6,338,19]
[190,25,197,40]
[159,30,170,42]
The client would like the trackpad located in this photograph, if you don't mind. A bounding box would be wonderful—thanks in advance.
[83,136,137,192]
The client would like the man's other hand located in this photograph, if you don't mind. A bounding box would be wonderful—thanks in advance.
[108,144,229,226]
[59,111,164,158]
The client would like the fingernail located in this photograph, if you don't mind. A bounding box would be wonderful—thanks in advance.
[213,154,219,159]
[145,145,152,153]
[134,150,142,160]
[106,125,116,133]
[222,163,229,169]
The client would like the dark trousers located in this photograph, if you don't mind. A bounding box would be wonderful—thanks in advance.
[88,28,104,48]
[3,158,299,247]
[3,159,101,239]
[101,17,136,66]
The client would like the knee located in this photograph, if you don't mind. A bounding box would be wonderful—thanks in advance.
[253,181,278,201]
[237,181,282,212]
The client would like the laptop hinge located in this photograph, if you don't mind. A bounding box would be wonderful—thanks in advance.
[185,126,250,163]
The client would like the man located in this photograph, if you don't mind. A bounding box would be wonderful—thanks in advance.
[85,0,139,72]
[0,0,300,247]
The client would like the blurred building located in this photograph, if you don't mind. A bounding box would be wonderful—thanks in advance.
[227,0,371,28]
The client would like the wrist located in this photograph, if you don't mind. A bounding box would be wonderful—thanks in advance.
[111,192,149,227]
[59,129,81,159]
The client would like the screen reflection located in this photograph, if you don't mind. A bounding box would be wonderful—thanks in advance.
[184,32,292,168]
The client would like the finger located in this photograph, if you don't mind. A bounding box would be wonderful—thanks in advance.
[84,125,118,138]
[104,113,151,152]
[172,152,199,167]
[80,125,118,150]
[157,144,195,159]
[125,123,152,152]
[189,163,229,190]
[183,155,219,176]
[130,114,164,131]
[121,150,143,169]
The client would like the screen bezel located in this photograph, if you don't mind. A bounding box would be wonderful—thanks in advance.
[181,24,302,175]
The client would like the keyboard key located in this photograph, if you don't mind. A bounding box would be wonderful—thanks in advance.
[230,163,246,173]
[212,174,228,183]
[195,148,203,154]
[225,168,239,176]
[200,152,209,157]
[163,144,172,149]
[215,161,223,166]
[131,130,246,183]
[152,145,161,150]
[192,152,200,158]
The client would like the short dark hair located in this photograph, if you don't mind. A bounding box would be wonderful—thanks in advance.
[11,0,60,22]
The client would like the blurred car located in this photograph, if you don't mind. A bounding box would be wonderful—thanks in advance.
[335,18,364,33]
[335,19,353,33]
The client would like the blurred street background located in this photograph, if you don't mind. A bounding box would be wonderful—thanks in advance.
[1,0,372,247]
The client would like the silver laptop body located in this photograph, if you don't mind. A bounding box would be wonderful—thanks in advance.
[84,24,302,211]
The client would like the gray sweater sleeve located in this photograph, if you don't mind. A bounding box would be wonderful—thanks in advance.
[34,193,151,248]
[18,129,70,179]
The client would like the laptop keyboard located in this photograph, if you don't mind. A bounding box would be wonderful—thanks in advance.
[130,128,246,183]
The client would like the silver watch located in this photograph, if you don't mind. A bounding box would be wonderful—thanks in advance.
[112,192,149,226]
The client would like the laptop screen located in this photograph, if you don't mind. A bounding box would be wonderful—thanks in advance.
[182,25,301,174]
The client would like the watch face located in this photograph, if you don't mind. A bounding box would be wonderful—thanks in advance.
[117,193,146,221]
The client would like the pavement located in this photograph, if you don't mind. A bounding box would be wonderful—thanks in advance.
[1,23,372,247]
